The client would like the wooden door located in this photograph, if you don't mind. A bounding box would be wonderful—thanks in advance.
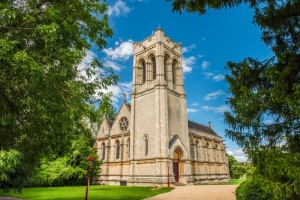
[173,162,179,182]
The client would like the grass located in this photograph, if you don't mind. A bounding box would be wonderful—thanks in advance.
[0,185,174,200]
[199,178,246,185]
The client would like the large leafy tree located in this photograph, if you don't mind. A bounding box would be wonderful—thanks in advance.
[0,0,117,190]
[167,0,300,199]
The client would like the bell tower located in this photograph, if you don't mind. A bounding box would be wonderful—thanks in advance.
[128,27,190,185]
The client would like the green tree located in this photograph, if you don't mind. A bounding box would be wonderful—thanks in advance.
[0,0,117,190]
[167,0,300,199]
[228,155,250,179]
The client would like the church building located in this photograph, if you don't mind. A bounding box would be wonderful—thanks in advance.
[93,28,230,186]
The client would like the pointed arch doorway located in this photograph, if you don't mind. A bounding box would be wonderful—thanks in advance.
[173,147,184,183]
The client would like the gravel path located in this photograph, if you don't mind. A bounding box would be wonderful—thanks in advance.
[145,185,238,200]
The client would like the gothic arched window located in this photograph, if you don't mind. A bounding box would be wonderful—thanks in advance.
[102,143,105,160]
[152,56,156,80]
[116,140,120,159]
[195,141,199,161]
[206,142,209,162]
[172,60,177,85]
[144,134,149,156]
[142,61,146,83]
[145,139,148,156]
[128,139,130,158]
[164,55,169,81]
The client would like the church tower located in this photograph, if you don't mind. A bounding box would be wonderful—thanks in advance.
[128,27,191,185]
[93,27,230,186]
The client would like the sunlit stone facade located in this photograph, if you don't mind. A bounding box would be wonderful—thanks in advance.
[93,28,229,186]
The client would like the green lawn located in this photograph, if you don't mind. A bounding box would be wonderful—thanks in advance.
[0,185,173,200]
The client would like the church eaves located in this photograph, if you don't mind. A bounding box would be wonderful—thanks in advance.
[188,120,219,137]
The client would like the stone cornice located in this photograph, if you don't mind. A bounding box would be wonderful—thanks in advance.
[163,44,181,58]
[135,44,156,57]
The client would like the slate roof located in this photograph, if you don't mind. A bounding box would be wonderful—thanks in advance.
[188,120,219,137]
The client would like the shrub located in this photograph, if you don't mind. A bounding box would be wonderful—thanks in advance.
[236,179,274,200]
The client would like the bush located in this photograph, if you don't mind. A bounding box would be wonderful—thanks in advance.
[236,179,274,200]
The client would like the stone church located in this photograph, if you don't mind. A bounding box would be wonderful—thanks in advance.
[93,27,230,186]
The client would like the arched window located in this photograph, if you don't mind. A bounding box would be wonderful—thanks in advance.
[195,141,199,161]
[144,134,149,156]
[128,139,130,158]
[142,61,146,83]
[215,144,218,162]
[102,143,106,160]
[116,140,120,159]
[172,60,177,85]
[152,56,156,80]
[145,139,148,156]
[206,142,209,162]
[164,55,169,81]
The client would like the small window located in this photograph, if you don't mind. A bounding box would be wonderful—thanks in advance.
[196,141,199,161]
[144,134,149,156]
[128,139,130,158]
[116,140,120,159]
[145,139,148,156]
[102,143,105,160]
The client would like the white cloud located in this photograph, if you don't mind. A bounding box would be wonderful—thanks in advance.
[182,44,196,54]
[99,81,132,106]
[201,61,210,70]
[228,148,248,162]
[103,60,122,71]
[214,105,230,113]
[203,72,214,79]
[192,102,199,106]
[212,74,225,82]
[103,40,133,60]
[77,50,102,83]
[187,108,198,113]
[182,56,196,73]
[204,90,224,101]
[108,0,132,17]
[202,105,230,114]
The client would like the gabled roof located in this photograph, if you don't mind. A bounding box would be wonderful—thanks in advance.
[125,103,131,111]
[188,120,219,137]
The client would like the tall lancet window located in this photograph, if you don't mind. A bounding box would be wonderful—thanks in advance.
[145,139,148,155]
[102,143,106,160]
[128,139,130,158]
[172,60,177,85]
[142,61,146,83]
[164,55,169,81]
[116,140,120,159]
[144,134,149,156]
[152,56,156,80]
[195,141,199,161]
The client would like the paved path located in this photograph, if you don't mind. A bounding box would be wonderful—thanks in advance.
[0,197,24,200]
[145,185,238,200]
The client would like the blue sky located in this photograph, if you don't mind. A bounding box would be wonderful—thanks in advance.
[88,0,274,161]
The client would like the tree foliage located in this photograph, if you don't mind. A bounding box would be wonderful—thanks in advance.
[0,0,117,190]
[228,155,251,179]
[167,0,300,199]
[30,131,101,187]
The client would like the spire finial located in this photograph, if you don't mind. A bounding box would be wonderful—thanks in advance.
[208,121,211,128]
[158,24,161,30]
[123,93,127,103]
